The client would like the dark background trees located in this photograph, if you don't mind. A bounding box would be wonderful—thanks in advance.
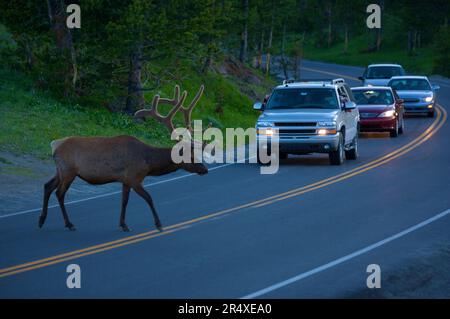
[0,0,448,113]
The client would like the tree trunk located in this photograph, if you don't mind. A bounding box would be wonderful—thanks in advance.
[266,8,274,76]
[125,46,145,114]
[239,0,249,63]
[280,23,288,79]
[293,32,305,80]
[375,0,384,51]
[344,25,349,53]
[47,0,77,97]
[416,31,421,49]
[256,30,264,69]
[407,30,415,55]
[327,3,332,47]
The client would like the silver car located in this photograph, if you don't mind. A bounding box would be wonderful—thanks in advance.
[253,79,360,165]
[359,64,405,86]
[387,76,440,117]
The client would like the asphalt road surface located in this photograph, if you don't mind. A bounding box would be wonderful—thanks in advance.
[1,61,449,298]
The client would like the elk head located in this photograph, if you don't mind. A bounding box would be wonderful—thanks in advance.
[134,85,210,175]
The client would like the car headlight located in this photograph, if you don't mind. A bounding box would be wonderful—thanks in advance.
[378,109,396,118]
[424,96,433,103]
[256,121,273,128]
[317,128,337,135]
[257,128,276,136]
[318,121,336,128]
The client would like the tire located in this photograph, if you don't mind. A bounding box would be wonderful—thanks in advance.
[279,152,288,160]
[329,133,345,165]
[390,119,399,137]
[398,116,405,135]
[428,110,435,118]
[345,135,358,160]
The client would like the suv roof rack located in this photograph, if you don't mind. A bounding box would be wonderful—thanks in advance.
[282,78,346,86]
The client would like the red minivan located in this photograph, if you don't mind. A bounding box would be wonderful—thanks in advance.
[351,87,405,137]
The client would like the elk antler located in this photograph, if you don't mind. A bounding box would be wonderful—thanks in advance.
[179,85,204,134]
[134,85,205,137]
[134,85,187,133]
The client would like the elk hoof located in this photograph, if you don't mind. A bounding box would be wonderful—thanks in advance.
[156,223,163,232]
[66,223,76,231]
[120,224,131,232]
[38,216,46,228]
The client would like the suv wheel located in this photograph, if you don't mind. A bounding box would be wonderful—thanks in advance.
[428,110,435,118]
[279,152,288,160]
[345,135,358,160]
[390,119,399,137]
[329,133,344,165]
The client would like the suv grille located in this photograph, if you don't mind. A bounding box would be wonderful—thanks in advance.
[403,98,420,103]
[279,129,316,135]
[274,122,317,127]
[360,112,379,118]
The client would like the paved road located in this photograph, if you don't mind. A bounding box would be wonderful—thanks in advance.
[1,61,449,298]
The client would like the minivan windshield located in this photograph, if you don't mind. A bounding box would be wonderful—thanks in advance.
[352,89,394,105]
[388,78,431,91]
[266,88,339,110]
[366,66,404,79]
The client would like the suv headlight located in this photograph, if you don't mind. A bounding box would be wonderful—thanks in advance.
[256,121,273,127]
[318,121,336,128]
[378,109,396,118]
[424,96,433,102]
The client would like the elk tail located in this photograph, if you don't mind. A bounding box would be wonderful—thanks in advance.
[50,138,66,156]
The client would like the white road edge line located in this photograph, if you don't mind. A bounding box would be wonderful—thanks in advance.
[241,208,450,299]
[0,155,256,219]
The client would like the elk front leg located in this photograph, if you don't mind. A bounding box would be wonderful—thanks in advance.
[39,174,59,228]
[119,184,131,232]
[55,176,76,231]
[132,184,163,232]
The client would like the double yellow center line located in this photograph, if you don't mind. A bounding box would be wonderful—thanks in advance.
[0,102,446,278]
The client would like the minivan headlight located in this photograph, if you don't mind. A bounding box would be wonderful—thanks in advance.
[424,96,433,102]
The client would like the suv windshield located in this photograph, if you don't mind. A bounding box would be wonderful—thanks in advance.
[366,66,404,79]
[388,79,431,91]
[352,89,394,105]
[266,88,339,110]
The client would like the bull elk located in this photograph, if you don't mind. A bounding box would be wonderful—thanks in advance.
[39,85,208,232]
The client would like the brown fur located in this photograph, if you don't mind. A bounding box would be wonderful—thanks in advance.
[39,135,208,232]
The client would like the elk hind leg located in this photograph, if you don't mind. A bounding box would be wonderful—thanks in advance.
[38,173,60,228]
[55,175,76,231]
[132,184,163,232]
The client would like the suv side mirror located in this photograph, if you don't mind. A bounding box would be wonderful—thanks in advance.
[253,102,263,110]
[432,84,440,91]
[358,76,364,81]
[344,101,357,110]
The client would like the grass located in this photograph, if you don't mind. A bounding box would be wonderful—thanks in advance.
[301,34,434,75]
[0,62,273,159]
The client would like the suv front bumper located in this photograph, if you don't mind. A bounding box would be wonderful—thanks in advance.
[257,134,340,154]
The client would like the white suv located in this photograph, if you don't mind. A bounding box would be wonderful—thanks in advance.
[254,78,360,165]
